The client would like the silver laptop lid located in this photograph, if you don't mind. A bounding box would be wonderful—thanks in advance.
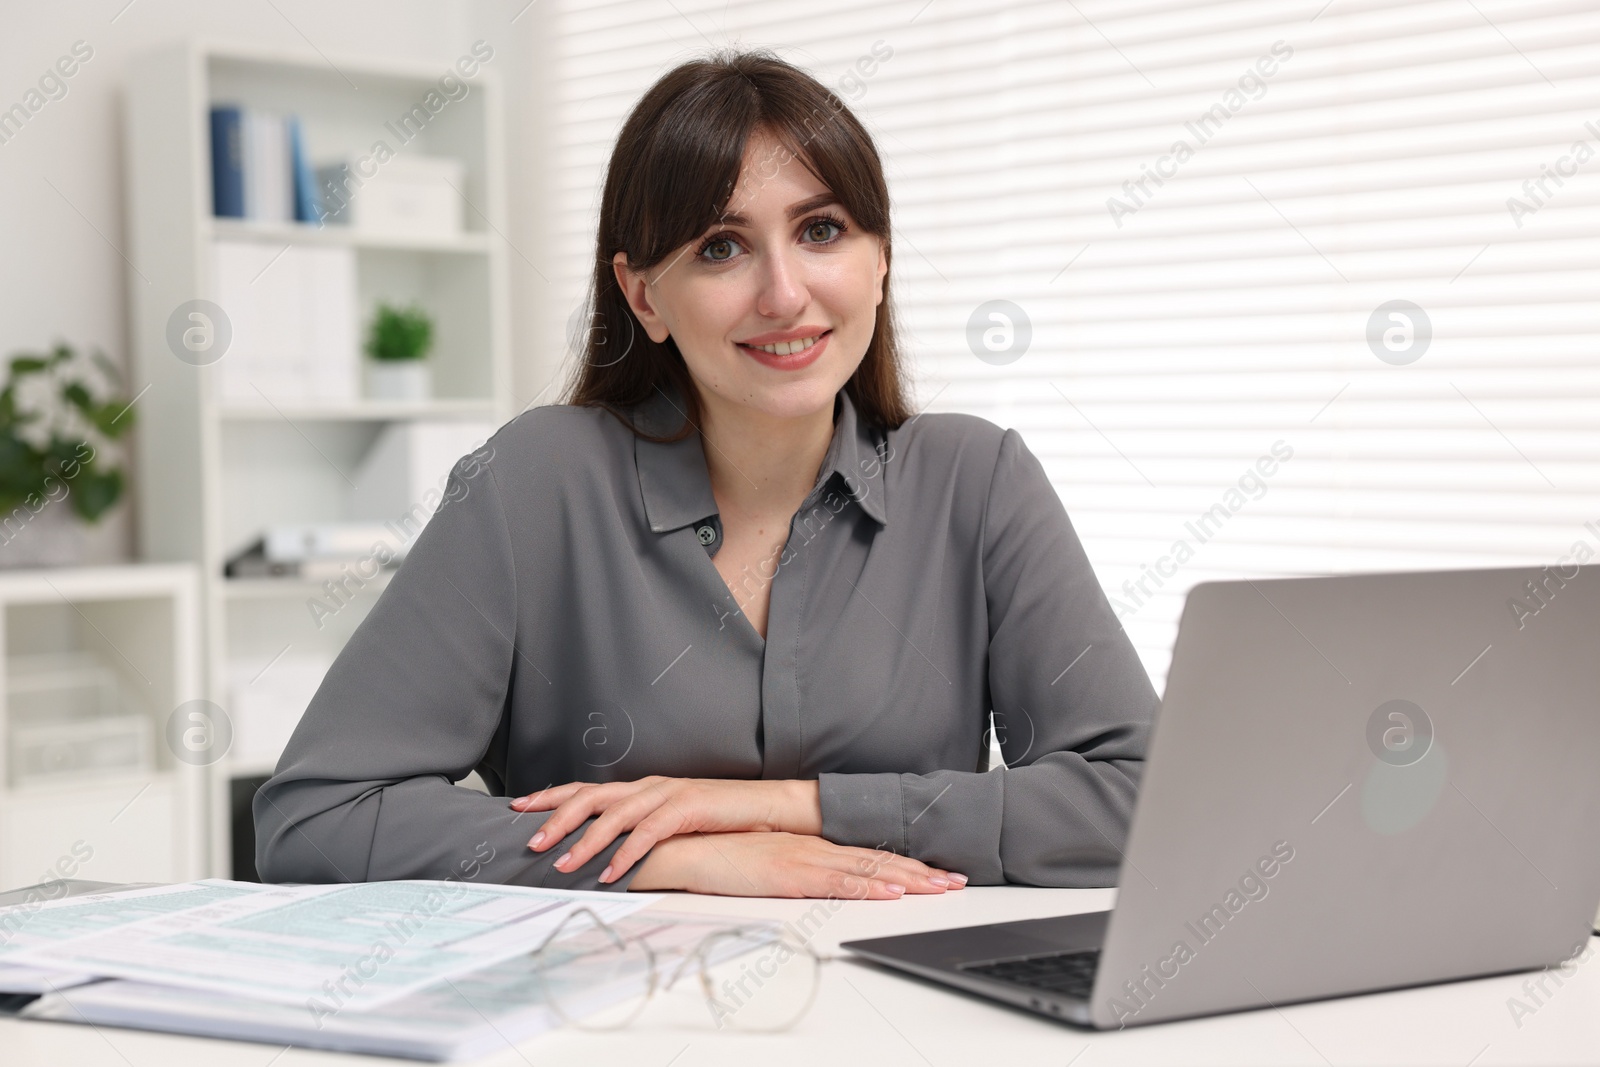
[1092,566,1600,1029]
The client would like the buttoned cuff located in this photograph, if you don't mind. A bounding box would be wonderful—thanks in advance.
[817,769,1007,884]
[818,771,906,854]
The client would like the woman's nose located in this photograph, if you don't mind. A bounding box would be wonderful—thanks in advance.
[754,246,808,319]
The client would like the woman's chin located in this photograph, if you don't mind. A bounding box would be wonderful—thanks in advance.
[731,379,844,421]
[696,362,856,422]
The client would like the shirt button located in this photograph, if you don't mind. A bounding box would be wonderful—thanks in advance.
[696,524,717,545]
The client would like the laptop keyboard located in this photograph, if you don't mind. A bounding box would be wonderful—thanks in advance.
[960,948,1101,999]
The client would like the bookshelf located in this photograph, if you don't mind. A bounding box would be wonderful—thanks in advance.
[0,565,203,887]
[122,40,512,878]
[209,217,494,254]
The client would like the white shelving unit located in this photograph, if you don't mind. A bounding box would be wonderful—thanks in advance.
[121,40,512,878]
[0,564,203,888]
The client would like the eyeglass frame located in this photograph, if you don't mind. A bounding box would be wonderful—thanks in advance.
[528,905,828,1033]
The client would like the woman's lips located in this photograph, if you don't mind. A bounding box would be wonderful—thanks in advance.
[737,329,830,371]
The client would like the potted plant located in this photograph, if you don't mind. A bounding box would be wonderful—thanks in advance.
[364,301,434,401]
[0,343,135,568]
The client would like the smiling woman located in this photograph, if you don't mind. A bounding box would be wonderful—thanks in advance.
[589,66,900,647]
[569,49,910,435]
[253,48,1158,901]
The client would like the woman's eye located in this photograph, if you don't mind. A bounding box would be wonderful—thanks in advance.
[697,218,844,262]
[699,236,741,261]
[804,219,842,243]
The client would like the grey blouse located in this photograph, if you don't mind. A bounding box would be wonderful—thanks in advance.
[254,383,1158,892]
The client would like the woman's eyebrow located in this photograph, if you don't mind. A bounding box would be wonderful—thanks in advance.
[716,193,840,228]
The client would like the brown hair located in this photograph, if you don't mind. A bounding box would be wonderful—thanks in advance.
[559,48,913,443]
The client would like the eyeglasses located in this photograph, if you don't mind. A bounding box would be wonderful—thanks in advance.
[528,906,827,1032]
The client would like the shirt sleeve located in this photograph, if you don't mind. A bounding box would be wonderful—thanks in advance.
[252,440,646,893]
[817,427,1157,887]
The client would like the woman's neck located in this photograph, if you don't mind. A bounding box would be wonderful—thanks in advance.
[694,386,836,518]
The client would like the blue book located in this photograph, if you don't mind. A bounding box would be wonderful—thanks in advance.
[287,115,323,225]
[209,106,245,218]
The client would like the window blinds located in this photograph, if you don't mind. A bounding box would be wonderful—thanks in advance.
[540,0,1600,691]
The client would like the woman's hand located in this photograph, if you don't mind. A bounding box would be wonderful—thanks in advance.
[626,831,968,897]
[509,776,824,884]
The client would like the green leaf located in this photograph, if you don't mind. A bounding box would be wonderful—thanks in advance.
[69,468,122,523]
[1,342,131,500]
[365,302,435,361]
[0,434,41,491]
[63,380,94,412]
[98,400,134,437]
[44,436,83,467]
[61,382,130,437]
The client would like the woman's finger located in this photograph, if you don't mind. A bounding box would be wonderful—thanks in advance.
[810,868,907,900]
[844,845,942,880]
[529,779,673,854]
[508,781,588,810]
[829,844,961,893]
[834,843,923,875]
[599,805,694,882]
[526,785,619,851]
[558,791,679,873]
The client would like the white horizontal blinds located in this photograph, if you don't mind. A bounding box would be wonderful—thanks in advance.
[542,0,935,361]
[544,0,1600,692]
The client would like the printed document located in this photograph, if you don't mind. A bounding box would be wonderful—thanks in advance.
[20,911,776,1061]
[7,878,656,1012]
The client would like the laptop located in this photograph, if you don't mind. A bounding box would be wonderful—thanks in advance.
[842,566,1600,1029]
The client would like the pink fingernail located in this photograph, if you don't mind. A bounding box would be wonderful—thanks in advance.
[554,851,571,869]
[949,873,968,886]
[885,883,906,895]
[600,865,613,883]
[929,876,950,888]
[530,831,545,848]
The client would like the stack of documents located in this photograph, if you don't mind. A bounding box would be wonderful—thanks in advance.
[224,520,409,582]
[0,878,769,1060]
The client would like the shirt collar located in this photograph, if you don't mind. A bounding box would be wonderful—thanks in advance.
[632,381,889,534]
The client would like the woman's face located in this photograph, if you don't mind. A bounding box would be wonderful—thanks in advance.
[612,127,888,424]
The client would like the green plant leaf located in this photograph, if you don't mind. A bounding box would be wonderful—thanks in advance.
[99,401,134,436]
[44,435,84,467]
[0,434,40,488]
[365,302,435,361]
[69,467,122,523]
[63,380,94,412]
[62,382,132,438]
[1,342,131,507]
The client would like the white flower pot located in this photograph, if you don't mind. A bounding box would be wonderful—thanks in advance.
[0,499,88,569]
[366,361,432,401]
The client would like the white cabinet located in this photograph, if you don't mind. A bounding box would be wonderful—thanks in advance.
[0,565,203,888]
[121,41,511,878]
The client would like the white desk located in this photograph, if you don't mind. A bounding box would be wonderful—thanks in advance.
[5,887,1597,1065]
